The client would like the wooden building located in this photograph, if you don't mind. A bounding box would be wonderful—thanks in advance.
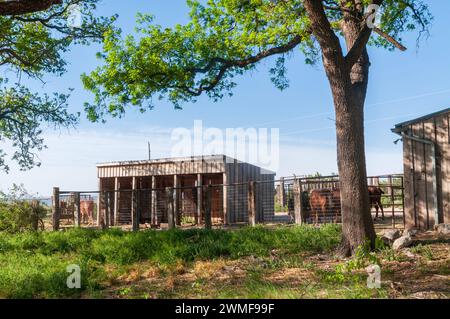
[96,155,275,227]
[392,108,450,229]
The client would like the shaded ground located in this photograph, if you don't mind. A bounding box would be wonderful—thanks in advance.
[93,232,449,299]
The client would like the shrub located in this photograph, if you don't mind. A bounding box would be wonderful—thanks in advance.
[0,185,48,233]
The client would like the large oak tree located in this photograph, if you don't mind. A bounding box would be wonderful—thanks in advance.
[0,0,115,172]
[83,0,432,256]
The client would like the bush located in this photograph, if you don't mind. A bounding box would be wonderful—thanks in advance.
[0,185,48,233]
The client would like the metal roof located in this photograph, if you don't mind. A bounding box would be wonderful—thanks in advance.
[392,108,450,133]
[96,155,276,174]
[97,155,229,167]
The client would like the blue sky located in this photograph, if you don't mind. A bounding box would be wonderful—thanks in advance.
[1,1,450,196]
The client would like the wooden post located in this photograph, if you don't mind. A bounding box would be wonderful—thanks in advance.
[166,187,175,229]
[280,177,285,207]
[204,185,212,230]
[114,177,119,226]
[174,175,181,226]
[196,174,202,225]
[136,188,141,230]
[52,187,60,231]
[293,179,304,225]
[97,179,102,227]
[248,181,256,227]
[73,192,81,228]
[104,191,110,229]
[151,176,158,227]
[389,175,395,229]
[131,177,139,231]
[401,175,406,229]
[31,200,40,231]
[223,173,228,225]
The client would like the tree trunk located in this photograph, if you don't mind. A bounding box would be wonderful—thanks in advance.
[322,17,376,257]
[332,79,376,256]
[303,0,377,256]
[323,63,375,256]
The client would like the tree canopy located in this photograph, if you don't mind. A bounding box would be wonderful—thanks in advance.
[83,0,432,121]
[0,0,116,172]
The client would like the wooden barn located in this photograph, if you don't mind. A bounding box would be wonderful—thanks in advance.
[392,108,450,230]
[96,155,275,227]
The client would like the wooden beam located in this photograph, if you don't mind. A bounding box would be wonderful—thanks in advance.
[31,200,39,231]
[279,177,285,208]
[293,179,304,225]
[104,191,110,229]
[196,174,202,225]
[114,177,119,226]
[73,192,81,228]
[97,179,102,227]
[204,185,212,230]
[223,173,228,225]
[131,177,139,231]
[166,187,175,229]
[248,181,256,227]
[174,175,181,226]
[151,176,158,227]
[52,187,60,231]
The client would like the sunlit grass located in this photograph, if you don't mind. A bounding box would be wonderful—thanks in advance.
[0,224,341,298]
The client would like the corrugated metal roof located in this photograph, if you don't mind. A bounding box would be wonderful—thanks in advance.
[96,155,228,167]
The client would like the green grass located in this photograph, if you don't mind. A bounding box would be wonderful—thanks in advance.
[0,224,341,298]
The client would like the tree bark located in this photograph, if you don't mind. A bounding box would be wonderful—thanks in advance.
[304,0,376,256]
[0,0,62,16]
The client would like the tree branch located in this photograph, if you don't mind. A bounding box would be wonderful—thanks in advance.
[0,0,62,16]
[344,0,385,69]
[304,0,342,54]
[186,35,303,95]
[373,27,407,51]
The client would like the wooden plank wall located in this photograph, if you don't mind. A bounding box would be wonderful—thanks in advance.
[224,159,275,223]
[403,113,450,229]
[438,114,450,223]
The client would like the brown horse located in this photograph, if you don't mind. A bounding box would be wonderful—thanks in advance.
[324,186,385,221]
[309,189,332,224]
[368,186,385,220]
[80,200,95,224]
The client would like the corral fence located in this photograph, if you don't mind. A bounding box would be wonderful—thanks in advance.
[276,174,405,229]
[51,174,405,231]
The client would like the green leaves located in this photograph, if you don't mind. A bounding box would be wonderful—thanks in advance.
[369,0,433,50]
[0,81,78,172]
[0,0,116,172]
[83,0,432,121]
[83,0,311,121]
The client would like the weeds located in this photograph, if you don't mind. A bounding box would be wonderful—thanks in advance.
[410,244,435,260]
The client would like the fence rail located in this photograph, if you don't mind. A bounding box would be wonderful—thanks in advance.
[51,174,405,231]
